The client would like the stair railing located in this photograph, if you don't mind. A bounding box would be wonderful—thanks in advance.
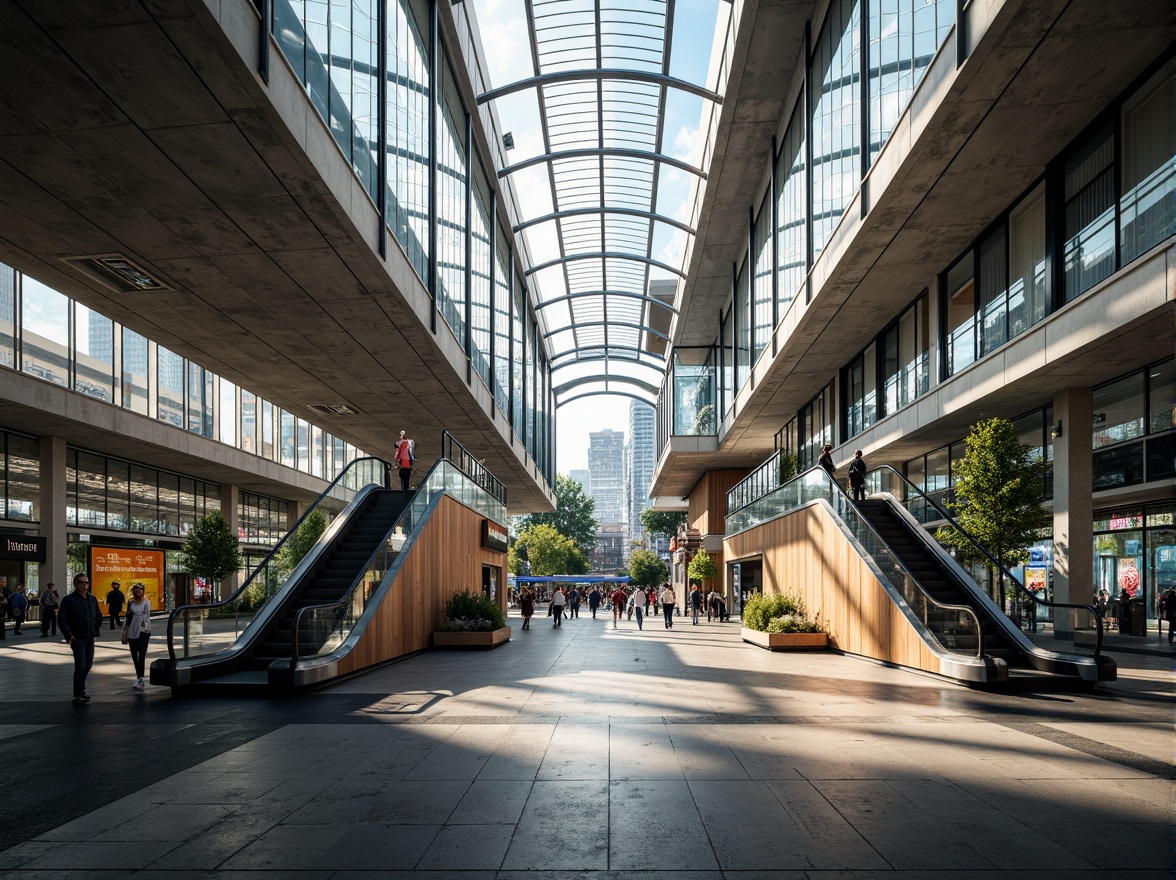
[165,456,392,660]
[869,465,1104,658]
[728,465,985,659]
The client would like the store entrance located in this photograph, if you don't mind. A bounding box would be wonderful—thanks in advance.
[729,557,763,619]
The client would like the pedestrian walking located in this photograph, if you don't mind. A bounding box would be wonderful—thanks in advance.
[568,588,581,619]
[611,586,626,629]
[105,581,125,629]
[40,582,59,637]
[818,443,835,478]
[394,431,415,492]
[123,583,152,689]
[58,572,103,703]
[660,583,676,629]
[519,588,535,630]
[551,587,567,627]
[708,589,719,622]
[848,449,867,502]
[588,586,601,618]
[1162,587,1176,645]
[10,584,28,635]
[689,585,703,625]
[629,586,647,630]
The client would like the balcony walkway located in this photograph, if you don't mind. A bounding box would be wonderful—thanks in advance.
[0,609,1170,878]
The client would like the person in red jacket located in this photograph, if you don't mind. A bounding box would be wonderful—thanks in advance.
[394,431,415,491]
[610,587,627,630]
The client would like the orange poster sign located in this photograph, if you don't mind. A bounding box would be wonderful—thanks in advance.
[89,547,165,617]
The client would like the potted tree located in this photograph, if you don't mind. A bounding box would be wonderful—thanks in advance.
[434,589,511,649]
[740,592,827,650]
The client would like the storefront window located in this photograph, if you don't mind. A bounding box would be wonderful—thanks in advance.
[1148,360,1174,434]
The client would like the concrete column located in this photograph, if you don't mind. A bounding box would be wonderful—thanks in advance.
[1051,387,1092,639]
[220,483,240,599]
[37,436,68,591]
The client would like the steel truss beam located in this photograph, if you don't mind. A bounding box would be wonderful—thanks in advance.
[513,207,695,235]
[526,252,686,278]
[536,290,678,315]
[499,147,706,180]
[477,68,722,105]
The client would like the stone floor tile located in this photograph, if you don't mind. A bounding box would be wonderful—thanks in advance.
[608,779,718,871]
[414,823,514,870]
[501,780,609,870]
[448,779,534,825]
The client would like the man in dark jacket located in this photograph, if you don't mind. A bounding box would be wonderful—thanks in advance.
[59,572,104,702]
[105,581,125,628]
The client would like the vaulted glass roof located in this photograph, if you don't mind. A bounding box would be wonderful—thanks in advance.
[476,0,722,406]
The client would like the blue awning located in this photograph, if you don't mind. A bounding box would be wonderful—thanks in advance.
[513,575,630,584]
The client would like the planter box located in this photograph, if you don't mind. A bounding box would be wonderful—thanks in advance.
[433,626,511,649]
[741,627,827,651]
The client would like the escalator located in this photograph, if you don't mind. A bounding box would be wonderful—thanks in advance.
[152,482,409,693]
[856,496,1115,683]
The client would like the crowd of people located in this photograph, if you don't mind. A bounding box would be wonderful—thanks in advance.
[511,583,731,632]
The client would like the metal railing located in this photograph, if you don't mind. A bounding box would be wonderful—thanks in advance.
[164,456,391,660]
[440,430,507,506]
[727,466,985,658]
[289,458,508,663]
[868,465,1104,657]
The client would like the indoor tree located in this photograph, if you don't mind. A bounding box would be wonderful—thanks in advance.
[936,417,1047,610]
[178,510,242,602]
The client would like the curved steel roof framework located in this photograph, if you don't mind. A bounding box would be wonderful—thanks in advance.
[478,0,720,407]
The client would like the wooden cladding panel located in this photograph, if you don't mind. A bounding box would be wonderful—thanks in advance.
[337,496,507,676]
[725,505,943,676]
[688,469,748,536]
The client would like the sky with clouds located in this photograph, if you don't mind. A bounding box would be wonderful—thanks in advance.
[470,0,723,473]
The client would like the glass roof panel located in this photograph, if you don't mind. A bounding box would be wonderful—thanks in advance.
[476,0,722,405]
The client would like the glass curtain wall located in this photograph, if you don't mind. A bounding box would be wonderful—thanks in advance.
[386,0,431,280]
[20,277,69,389]
[437,54,468,347]
[1120,62,1174,264]
[775,102,806,309]
[121,327,149,416]
[0,265,14,370]
[810,0,861,260]
[867,0,953,164]
[1,431,40,522]
[470,164,492,386]
[73,302,113,403]
[734,258,750,392]
[752,197,772,362]
[511,283,525,436]
[493,229,512,415]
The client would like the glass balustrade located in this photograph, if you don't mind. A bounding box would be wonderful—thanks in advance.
[292,459,507,661]
[169,457,388,660]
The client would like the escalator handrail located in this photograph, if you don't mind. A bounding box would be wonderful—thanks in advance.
[871,464,1103,658]
[814,467,986,660]
[747,465,986,659]
[165,455,393,659]
[287,458,444,662]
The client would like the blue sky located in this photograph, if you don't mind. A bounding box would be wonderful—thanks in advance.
[470,0,723,472]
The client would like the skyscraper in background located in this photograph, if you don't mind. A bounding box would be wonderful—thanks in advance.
[627,401,655,548]
[568,469,590,495]
[587,428,625,526]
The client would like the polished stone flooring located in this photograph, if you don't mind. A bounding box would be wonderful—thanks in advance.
[0,609,1171,879]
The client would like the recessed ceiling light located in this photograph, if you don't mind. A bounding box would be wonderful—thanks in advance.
[61,253,172,294]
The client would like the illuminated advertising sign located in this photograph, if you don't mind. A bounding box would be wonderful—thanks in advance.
[89,547,165,617]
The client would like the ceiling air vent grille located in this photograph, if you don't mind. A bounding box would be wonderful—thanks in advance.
[307,403,360,415]
[60,253,172,294]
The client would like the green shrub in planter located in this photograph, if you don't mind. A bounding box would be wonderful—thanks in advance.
[440,589,505,633]
[742,593,821,633]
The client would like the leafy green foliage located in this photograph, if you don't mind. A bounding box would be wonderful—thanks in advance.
[640,509,687,539]
[179,511,241,586]
[440,589,505,632]
[279,509,327,575]
[778,453,800,483]
[629,549,667,589]
[742,592,822,633]
[687,549,719,585]
[935,418,1046,603]
[512,523,589,575]
[516,474,598,556]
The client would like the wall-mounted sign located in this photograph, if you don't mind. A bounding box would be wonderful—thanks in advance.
[0,535,46,562]
[89,547,165,616]
[482,520,508,553]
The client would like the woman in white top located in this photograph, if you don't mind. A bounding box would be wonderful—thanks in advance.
[124,583,152,689]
